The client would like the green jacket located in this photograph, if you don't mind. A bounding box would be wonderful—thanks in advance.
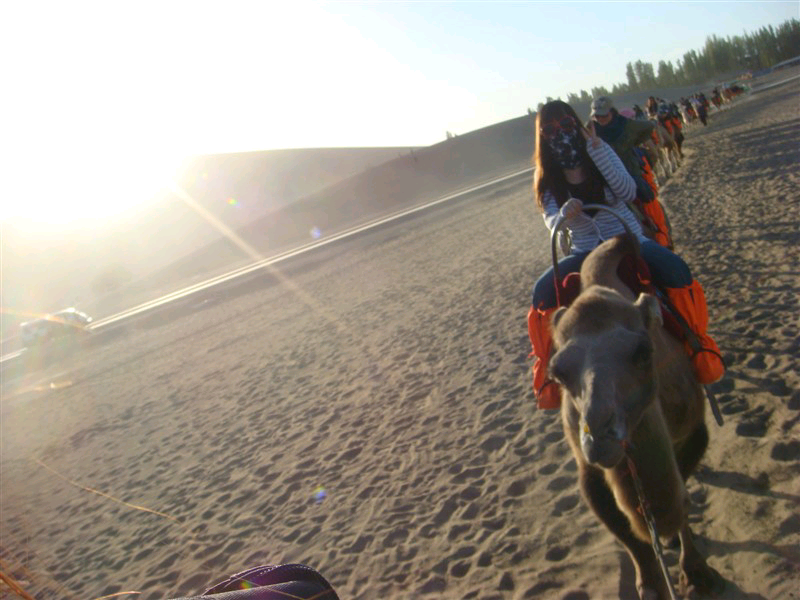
[591,115,654,181]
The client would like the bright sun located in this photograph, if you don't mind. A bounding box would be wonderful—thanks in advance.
[2,144,187,233]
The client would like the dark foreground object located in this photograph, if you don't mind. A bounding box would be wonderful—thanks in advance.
[169,564,340,600]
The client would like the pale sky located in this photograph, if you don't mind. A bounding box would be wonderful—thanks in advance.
[2,0,797,229]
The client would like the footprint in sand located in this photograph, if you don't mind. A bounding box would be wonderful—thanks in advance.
[513,444,532,458]
[771,440,800,461]
[417,575,446,594]
[551,493,580,516]
[450,466,485,484]
[460,485,481,501]
[450,561,470,577]
[543,430,562,444]
[432,498,459,526]
[448,523,471,541]
[498,571,515,590]
[544,545,570,561]
[505,479,527,497]
[482,516,506,531]
[561,592,590,600]
[480,435,506,452]
[778,513,800,536]
[296,525,321,544]
[547,475,574,492]
[537,462,558,476]
[735,406,773,437]
[767,377,792,397]
[720,395,749,415]
[460,502,480,519]
[342,533,373,554]
[451,545,477,560]
[382,526,410,548]
[523,581,564,597]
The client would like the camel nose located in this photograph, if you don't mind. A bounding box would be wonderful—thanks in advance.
[584,410,615,439]
[584,381,617,438]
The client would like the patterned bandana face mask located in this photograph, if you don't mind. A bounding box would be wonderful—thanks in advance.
[546,130,584,169]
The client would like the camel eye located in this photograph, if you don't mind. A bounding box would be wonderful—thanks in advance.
[550,346,580,384]
[550,358,568,384]
[631,339,652,365]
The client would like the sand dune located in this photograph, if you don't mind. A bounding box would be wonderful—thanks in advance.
[1,79,798,600]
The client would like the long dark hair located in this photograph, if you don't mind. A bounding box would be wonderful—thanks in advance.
[533,100,607,212]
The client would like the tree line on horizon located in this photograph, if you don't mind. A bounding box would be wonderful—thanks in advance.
[537,18,799,110]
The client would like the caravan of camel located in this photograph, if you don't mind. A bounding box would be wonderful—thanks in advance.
[625,84,747,186]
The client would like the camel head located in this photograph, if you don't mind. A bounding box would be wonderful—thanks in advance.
[550,285,663,468]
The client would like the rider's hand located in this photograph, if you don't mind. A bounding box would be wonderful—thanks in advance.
[560,197,583,220]
[582,121,602,149]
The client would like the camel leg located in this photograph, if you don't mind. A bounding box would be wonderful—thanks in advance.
[657,151,669,178]
[672,423,722,594]
[580,464,670,600]
[674,422,708,481]
[677,522,724,596]
[666,149,676,174]
[654,160,665,184]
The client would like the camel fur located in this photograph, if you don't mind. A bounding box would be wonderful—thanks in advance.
[650,120,682,181]
[549,236,722,599]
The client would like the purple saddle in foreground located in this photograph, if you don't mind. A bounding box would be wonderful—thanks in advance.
[168,563,340,600]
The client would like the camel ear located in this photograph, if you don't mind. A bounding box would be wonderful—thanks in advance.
[634,293,662,330]
[551,306,568,329]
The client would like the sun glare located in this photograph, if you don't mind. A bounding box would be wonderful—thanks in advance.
[2,146,187,234]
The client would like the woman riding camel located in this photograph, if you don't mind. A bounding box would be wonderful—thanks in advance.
[527,100,724,409]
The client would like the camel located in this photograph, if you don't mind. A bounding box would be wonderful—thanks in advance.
[549,236,722,599]
[650,120,682,178]
[640,138,666,185]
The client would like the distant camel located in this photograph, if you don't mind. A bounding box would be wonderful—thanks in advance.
[549,235,722,599]
[648,121,681,183]
[640,138,664,183]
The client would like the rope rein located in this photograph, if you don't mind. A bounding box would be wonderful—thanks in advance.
[622,441,680,600]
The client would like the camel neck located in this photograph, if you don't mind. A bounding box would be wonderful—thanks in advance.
[624,405,681,482]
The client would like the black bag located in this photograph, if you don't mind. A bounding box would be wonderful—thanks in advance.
[168,564,340,600]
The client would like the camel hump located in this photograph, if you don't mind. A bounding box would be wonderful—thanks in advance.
[553,284,646,343]
[579,234,642,298]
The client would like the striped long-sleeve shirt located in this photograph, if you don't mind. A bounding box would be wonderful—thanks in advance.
[542,138,646,254]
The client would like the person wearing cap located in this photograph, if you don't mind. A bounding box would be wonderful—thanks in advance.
[589,96,673,248]
[589,96,655,200]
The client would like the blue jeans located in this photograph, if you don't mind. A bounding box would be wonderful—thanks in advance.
[531,240,693,310]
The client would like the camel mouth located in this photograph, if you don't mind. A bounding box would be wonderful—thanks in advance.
[581,433,625,468]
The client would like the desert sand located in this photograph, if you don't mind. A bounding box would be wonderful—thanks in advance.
[1,79,798,600]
